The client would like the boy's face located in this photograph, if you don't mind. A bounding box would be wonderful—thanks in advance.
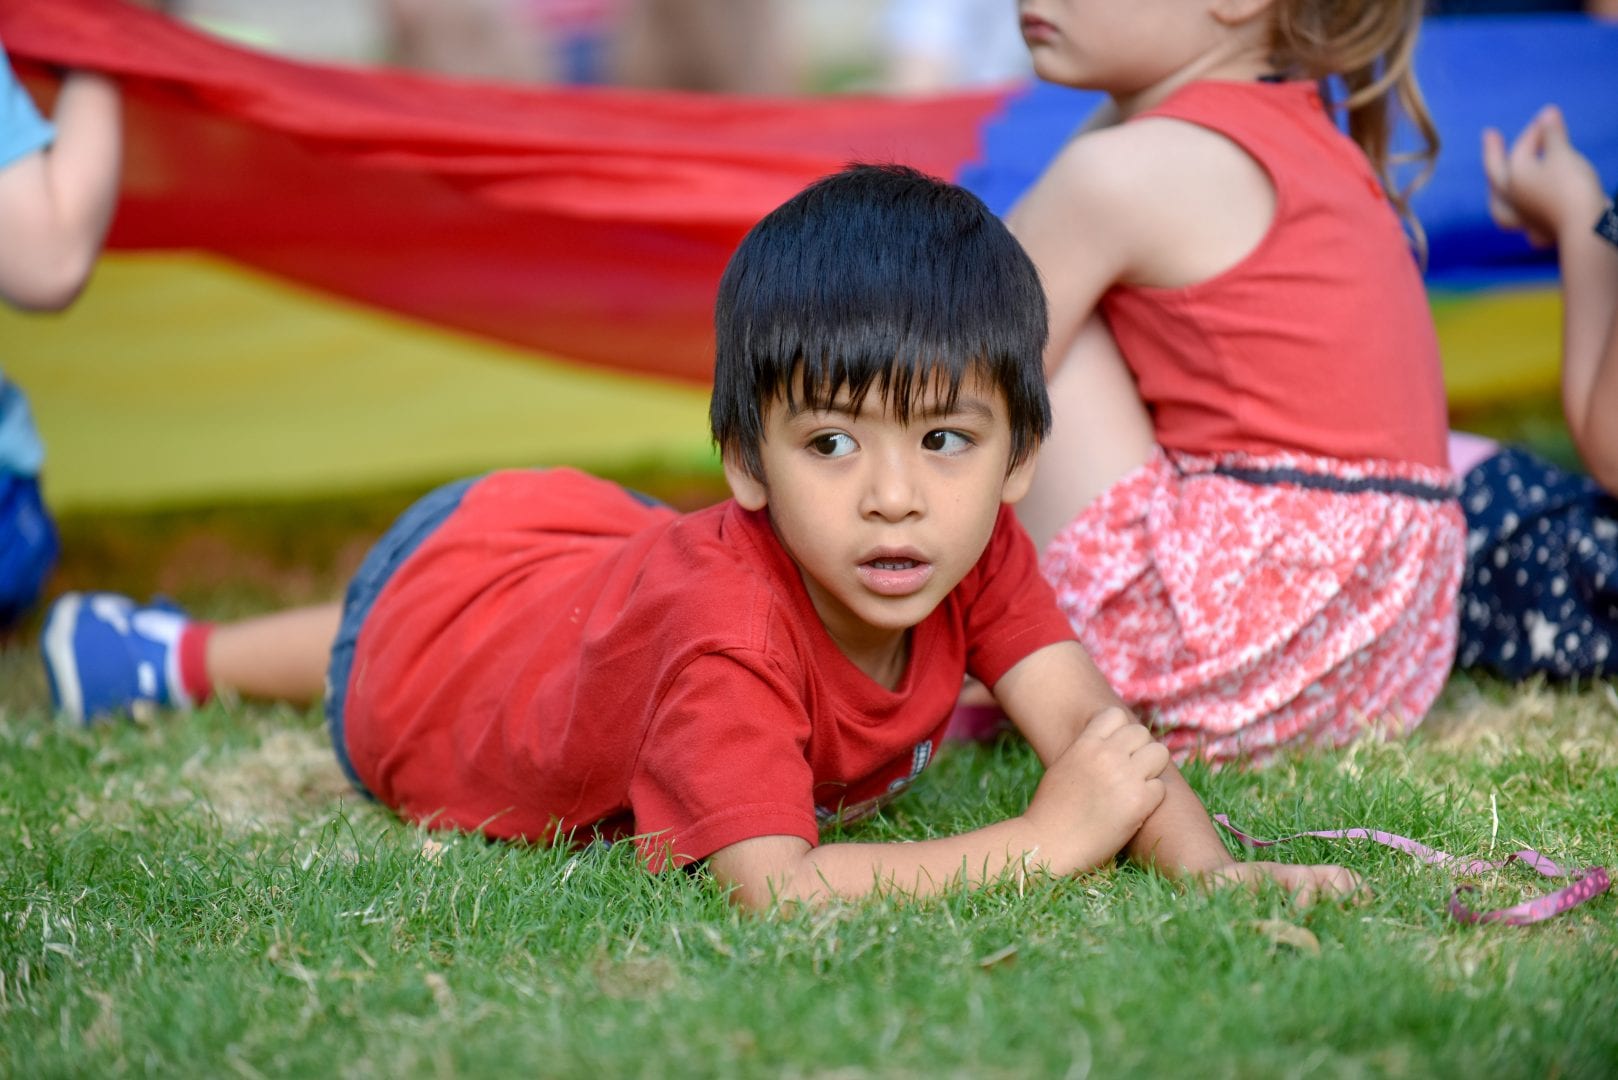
[725,369,1035,664]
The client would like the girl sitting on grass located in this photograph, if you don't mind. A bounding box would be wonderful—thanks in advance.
[1002,0,1464,763]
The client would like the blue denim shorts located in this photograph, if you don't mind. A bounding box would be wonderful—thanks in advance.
[0,471,59,632]
[325,476,478,797]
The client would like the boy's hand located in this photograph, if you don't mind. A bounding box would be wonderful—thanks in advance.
[1024,706,1170,873]
[1199,861,1366,907]
[1482,105,1606,248]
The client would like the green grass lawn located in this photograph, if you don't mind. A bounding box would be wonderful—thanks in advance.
[2,491,1616,1078]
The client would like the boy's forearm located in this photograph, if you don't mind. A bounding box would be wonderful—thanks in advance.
[796,822,1048,903]
[723,815,1121,910]
[718,830,1028,910]
[994,640,1127,768]
[1122,766,1234,878]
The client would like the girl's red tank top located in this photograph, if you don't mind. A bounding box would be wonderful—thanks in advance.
[1099,79,1450,469]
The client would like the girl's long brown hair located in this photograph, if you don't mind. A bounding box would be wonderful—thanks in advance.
[1270,0,1437,256]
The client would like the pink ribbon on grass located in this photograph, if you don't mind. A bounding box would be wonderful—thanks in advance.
[1213,814,1611,925]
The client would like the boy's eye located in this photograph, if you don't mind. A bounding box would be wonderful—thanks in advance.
[810,432,856,457]
[922,429,971,453]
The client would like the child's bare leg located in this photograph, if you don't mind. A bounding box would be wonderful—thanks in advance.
[1018,316,1156,551]
[207,604,341,706]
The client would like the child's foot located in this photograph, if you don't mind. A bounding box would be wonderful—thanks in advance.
[40,592,199,724]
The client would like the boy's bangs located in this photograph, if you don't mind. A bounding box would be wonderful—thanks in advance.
[782,338,975,422]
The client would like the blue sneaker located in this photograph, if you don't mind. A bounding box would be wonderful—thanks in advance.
[40,592,195,725]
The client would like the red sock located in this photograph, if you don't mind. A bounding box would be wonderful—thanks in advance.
[177,621,215,706]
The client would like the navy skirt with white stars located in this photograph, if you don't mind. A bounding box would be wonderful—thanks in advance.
[1457,446,1618,679]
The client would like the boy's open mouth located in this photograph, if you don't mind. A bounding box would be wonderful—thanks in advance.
[857,554,934,597]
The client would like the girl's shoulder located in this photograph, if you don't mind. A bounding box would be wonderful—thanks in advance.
[1037,121,1185,221]
[1053,94,1267,193]
[1037,103,1276,289]
[1050,110,1271,220]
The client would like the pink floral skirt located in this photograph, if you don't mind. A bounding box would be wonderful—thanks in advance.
[1041,448,1466,764]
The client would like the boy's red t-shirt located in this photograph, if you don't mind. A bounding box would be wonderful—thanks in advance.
[341,468,1075,869]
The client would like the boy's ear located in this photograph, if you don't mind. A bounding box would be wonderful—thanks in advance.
[723,451,769,511]
[1209,0,1276,26]
[1000,452,1037,506]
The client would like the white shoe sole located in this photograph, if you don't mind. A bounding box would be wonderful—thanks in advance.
[41,593,87,725]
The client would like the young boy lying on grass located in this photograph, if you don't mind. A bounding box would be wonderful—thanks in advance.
[42,164,1356,910]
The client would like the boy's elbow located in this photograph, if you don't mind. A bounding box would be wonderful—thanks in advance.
[708,836,820,913]
[724,860,829,913]
[725,879,787,913]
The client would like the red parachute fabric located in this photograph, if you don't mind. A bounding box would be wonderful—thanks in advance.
[0,0,1011,383]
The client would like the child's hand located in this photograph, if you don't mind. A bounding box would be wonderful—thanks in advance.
[1482,105,1607,248]
[1024,707,1170,873]
[1200,861,1366,907]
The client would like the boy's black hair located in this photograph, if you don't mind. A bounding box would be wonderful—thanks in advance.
[710,162,1051,481]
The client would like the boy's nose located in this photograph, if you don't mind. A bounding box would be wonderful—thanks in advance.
[860,455,925,521]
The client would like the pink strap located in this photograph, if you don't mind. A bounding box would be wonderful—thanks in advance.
[1214,814,1610,925]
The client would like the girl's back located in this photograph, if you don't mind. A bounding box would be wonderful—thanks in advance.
[1102,78,1449,468]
